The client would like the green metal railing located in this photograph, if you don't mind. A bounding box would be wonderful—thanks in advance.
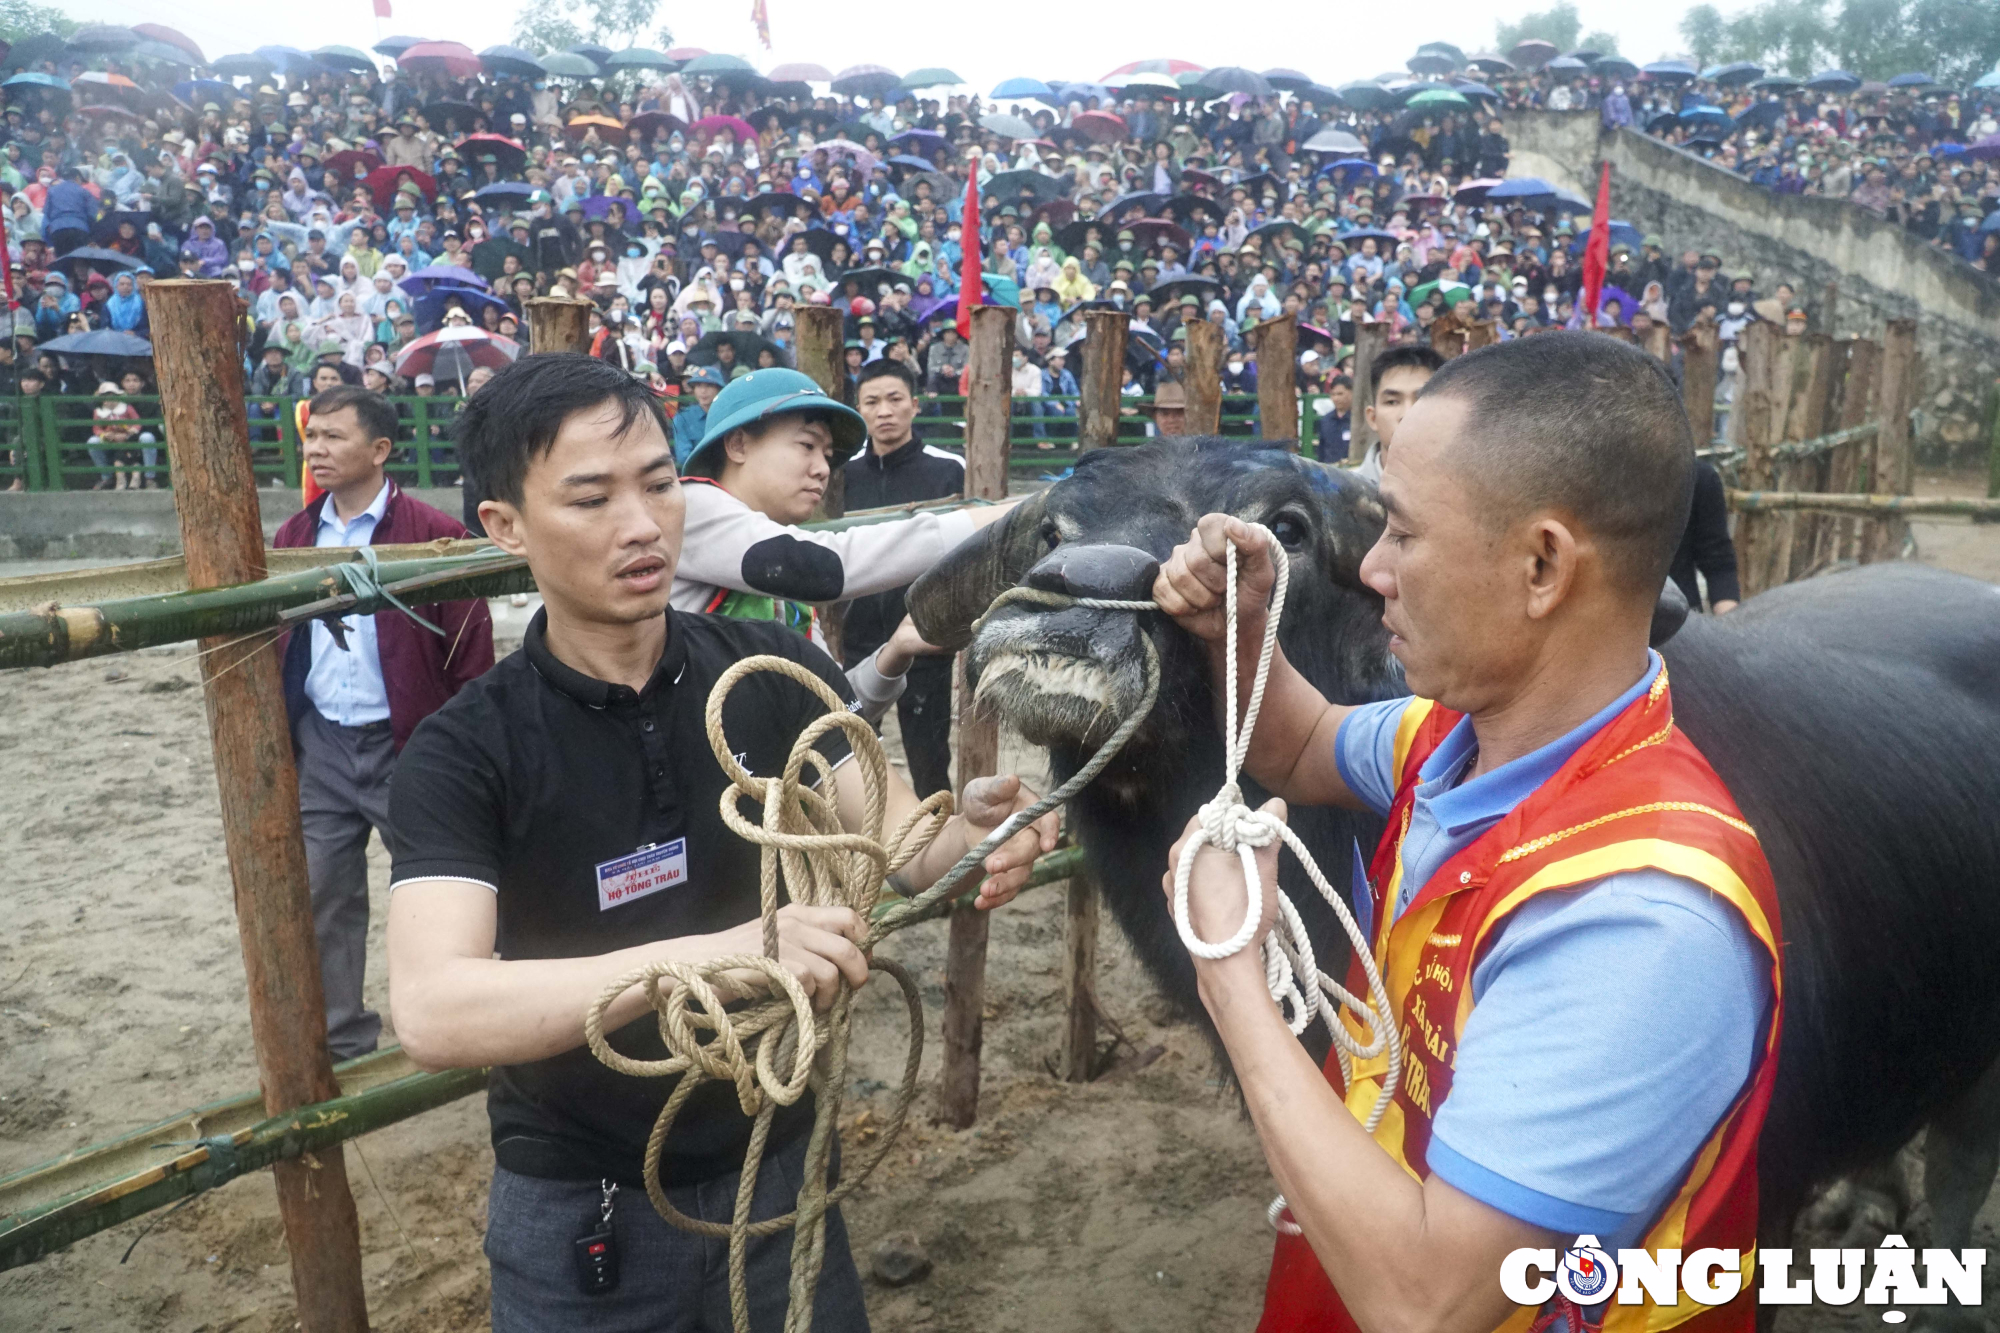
[0,392,1295,492]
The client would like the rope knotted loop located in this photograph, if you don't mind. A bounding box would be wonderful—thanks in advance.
[1162,526,1404,1237]
[332,545,445,635]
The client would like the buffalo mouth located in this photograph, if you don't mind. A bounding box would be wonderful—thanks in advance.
[967,601,1156,750]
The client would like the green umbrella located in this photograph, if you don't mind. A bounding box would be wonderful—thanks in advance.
[681,53,756,75]
[1408,279,1471,308]
[539,51,600,78]
[1406,87,1471,109]
[898,67,963,89]
[311,45,378,74]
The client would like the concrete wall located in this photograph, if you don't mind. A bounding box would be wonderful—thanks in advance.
[1502,109,2000,464]
[0,487,469,560]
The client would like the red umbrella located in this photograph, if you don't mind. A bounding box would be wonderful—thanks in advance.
[393,325,521,381]
[687,114,756,144]
[365,164,436,211]
[664,46,708,62]
[323,148,383,179]
[767,62,831,82]
[1100,58,1204,80]
[398,41,482,78]
[1070,110,1127,144]
[132,23,205,64]
[455,134,527,175]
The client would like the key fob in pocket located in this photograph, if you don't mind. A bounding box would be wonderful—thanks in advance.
[574,1221,619,1295]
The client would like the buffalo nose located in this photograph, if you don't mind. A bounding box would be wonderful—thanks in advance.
[1024,543,1161,602]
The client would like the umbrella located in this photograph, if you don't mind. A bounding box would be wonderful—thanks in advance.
[1102,58,1204,79]
[1335,81,1394,111]
[539,52,600,78]
[1247,220,1312,252]
[1750,75,1801,91]
[480,45,546,78]
[399,41,482,78]
[1302,127,1367,153]
[67,24,140,53]
[813,138,880,174]
[209,52,272,78]
[1467,52,1515,74]
[1971,72,2000,91]
[1158,193,1222,224]
[985,169,1065,203]
[827,63,897,97]
[1735,100,1790,134]
[1407,52,1457,76]
[50,246,146,277]
[1053,217,1112,253]
[1071,111,1127,143]
[828,266,901,296]
[3,70,69,105]
[1320,157,1379,177]
[1453,80,1500,100]
[1452,177,1504,200]
[394,326,520,381]
[1710,61,1764,86]
[898,66,962,90]
[1105,189,1172,218]
[399,266,490,296]
[1963,134,2000,161]
[1053,81,1113,105]
[1508,39,1557,68]
[133,23,204,63]
[414,287,511,332]
[568,42,615,64]
[456,134,528,175]
[39,329,152,356]
[1856,81,1889,96]
[1978,210,2000,235]
[311,45,377,74]
[1335,227,1401,247]
[91,211,163,245]
[888,128,950,157]
[1407,278,1470,308]
[1886,71,1935,88]
[1120,217,1192,250]
[1406,87,1470,110]
[422,99,480,130]
[254,44,318,73]
[884,154,934,172]
[605,47,675,71]
[768,62,832,82]
[70,71,143,105]
[173,78,238,106]
[688,113,758,143]
[1194,67,1273,98]
[322,148,383,178]
[737,190,803,218]
[991,76,1055,100]
[688,329,787,369]
[472,181,536,210]
[3,33,69,69]
[1114,71,1183,93]
[470,235,533,284]
[1642,60,1699,81]
[1805,69,1861,91]
[1566,47,1603,63]
[1679,105,1735,133]
[1594,57,1640,79]
[684,53,762,88]
[663,46,708,63]
[1416,41,1466,67]
[373,36,428,56]
[1545,55,1588,73]
[564,113,627,144]
[365,164,437,211]
[980,112,1038,139]
[573,195,639,223]
[1146,275,1224,306]
[1484,176,1560,200]
[625,110,686,141]
[1262,68,1316,92]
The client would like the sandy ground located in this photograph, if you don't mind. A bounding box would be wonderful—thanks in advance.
[3,474,1998,1332]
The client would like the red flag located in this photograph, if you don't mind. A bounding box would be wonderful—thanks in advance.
[956,171,981,340]
[372,0,391,16]
[298,400,325,507]
[750,0,770,47]
[1580,160,1612,326]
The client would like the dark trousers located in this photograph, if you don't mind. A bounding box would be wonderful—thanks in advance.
[897,658,954,799]
[296,706,396,1060]
[483,1134,870,1333]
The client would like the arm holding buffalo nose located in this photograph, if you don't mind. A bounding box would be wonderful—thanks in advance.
[1165,802,1558,1333]
[832,760,1060,912]
[1152,513,1371,811]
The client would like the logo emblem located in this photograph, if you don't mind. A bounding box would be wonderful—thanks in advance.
[1556,1236,1620,1304]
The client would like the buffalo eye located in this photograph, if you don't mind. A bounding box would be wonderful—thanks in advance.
[1269,513,1307,550]
[1039,516,1061,550]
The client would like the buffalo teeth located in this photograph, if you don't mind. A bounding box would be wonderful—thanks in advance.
[976,651,1115,708]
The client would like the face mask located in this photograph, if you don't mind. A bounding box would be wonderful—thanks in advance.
[1728,301,1745,315]
[1227,358,1243,372]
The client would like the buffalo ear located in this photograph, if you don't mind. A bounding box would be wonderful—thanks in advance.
[907,490,1051,651]
[1300,458,1385,591]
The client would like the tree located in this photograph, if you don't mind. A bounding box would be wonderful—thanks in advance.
[0,0,76,43]
[1682,4,1727,66]
[1676,0,2000,84]
[1496,1,1584,55]
[512,0,668,56]
[1580,30,1623,56]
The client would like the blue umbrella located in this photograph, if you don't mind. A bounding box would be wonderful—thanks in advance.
[1887,71,1935,88]
[1568,221,1645,255]
[255,45,319,73]
[1642,60,1699,80]
[399,266,489,296]
[1054,81,1113,104]
[2,71,66,90]
[1973,71,2000,90]
[1805,69,1861,91]
[1452,81,1498,100]
[1735,100,1789,134]
[886,154,934,170]
[39,329,152,356]
[472,181,536,205]
[173,78,239,105]
[373,36,428,56]
[888,128,949,156]
[209,53,272,78]
[1320,158,1379,177]
[1545,55,1588,72]
[1485,176,1560,199]
[415,287,511,332]
[991,77,1055,100]
[1679,105,1735,133]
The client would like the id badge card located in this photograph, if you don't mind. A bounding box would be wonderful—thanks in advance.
[595,839,687,911]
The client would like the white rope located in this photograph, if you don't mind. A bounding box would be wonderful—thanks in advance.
[1165,525,1403,1236]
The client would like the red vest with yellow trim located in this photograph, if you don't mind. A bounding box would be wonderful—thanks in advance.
[1258,666,1783,1333]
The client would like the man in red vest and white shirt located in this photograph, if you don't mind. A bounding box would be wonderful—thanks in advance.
[274,384,494,1060]
[1153,332,1780,1333]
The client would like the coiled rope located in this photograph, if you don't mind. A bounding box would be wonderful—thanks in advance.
[1163,527,1400,1237]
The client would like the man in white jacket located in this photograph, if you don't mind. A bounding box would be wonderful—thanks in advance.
[672,367,1016,717]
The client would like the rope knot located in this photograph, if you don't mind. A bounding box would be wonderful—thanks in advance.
[1195,784,1277,855]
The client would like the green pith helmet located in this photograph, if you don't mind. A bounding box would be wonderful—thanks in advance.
[688,367,865,468]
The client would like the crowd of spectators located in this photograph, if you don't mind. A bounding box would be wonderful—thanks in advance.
[0,28,1989,489]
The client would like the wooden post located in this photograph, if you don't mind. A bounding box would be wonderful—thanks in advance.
[1429,312,1469,360]
[1732,320,1787,598]
[1348,320,1388,463]
[1782,334,1839,576]
[936,305,1012,1129]
[1184,318,1223,436]
[1058,866,1100,1083]
[1079,310,1127,453]
[523,295,593,355]
[1248,313,1298,448]
[1866,318,1919,563]
[1641,320,1671,362]
[1987,378,2000,509]
[1680,316,1720,448]
[1827,338,1879,563]
[148,281,369,1332]
[794,303,849,654]
[1464,318,1498,352]
[1819,282,1839,335]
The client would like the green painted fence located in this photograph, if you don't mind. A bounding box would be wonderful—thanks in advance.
[0,392,1291,492]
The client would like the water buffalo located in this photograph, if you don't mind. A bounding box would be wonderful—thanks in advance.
[908,437,2000,1277]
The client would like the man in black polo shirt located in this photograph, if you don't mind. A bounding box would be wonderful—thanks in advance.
[387,355,1056,1331]
[841,358,966,799]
